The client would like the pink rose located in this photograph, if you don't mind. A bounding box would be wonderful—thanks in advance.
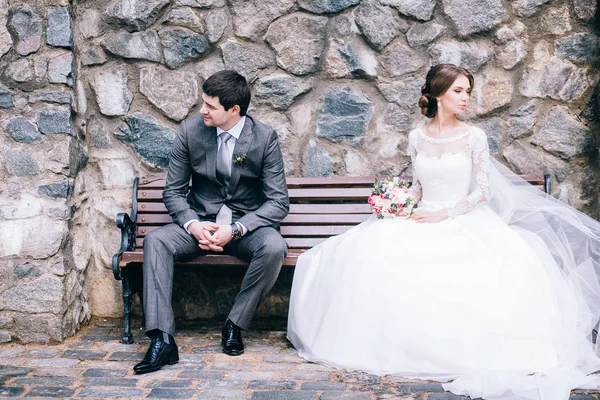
[368,194,377,206]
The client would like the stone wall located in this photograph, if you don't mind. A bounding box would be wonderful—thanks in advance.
[0,0,598,342]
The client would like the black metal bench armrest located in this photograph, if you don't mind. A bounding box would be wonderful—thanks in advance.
[112,177,139,280]
[112,212,137,280]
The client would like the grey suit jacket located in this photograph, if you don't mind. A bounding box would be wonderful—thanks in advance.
[163,114,290,233]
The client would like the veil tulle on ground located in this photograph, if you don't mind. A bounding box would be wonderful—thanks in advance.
[488,158,600,356]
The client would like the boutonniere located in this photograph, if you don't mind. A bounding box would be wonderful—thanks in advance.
[233,153,247,165]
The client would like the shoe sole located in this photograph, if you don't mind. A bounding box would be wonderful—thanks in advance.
[134,358,179,374]
[222,348,244,356]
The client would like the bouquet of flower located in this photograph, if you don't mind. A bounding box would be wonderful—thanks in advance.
[368,177,416,219]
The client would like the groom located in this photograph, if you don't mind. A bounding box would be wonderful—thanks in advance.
[133,70,289,374]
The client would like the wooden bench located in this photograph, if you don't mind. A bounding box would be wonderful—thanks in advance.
[112,174,551,344]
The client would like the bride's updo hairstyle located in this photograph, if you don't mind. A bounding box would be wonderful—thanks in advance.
[419,64,474,118]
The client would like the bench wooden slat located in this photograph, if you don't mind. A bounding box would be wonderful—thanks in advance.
[137,202,373,214]
[137,187,372,201]
[121,250,306,267]
[136,224,355,237]
[137,177,376,190]
[136,213,371,225]
[135,237,325,249]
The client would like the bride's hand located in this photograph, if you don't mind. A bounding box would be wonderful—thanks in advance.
[408,209,448,223]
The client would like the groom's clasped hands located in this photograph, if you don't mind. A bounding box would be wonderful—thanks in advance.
[188,221,232,251]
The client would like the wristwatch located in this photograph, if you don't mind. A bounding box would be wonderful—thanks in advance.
[230,223,242,240]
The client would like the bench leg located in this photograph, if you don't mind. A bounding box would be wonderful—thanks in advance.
[121,270,134,344]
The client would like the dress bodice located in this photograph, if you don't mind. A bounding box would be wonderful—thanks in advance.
[407,126,492,217]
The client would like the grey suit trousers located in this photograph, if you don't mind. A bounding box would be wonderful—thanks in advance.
[143,223,288,335]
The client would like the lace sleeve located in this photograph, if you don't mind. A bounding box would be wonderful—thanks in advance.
[406,131,423,203]
[446,129,491,218]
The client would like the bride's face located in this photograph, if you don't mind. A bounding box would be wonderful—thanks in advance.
[438,75,471,115]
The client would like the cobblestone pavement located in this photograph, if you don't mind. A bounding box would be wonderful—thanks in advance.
[0,318,599,400]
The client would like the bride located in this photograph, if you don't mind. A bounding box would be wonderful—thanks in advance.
[287,64,600,400]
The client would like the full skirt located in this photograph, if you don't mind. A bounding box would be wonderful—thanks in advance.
[287,206,600,400]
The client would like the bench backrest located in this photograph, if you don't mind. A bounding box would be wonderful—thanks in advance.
[132,175,550,251]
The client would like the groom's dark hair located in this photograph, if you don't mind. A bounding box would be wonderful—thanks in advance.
[203,70,251,116]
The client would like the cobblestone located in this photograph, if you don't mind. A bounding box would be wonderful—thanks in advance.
[0,319,597,400]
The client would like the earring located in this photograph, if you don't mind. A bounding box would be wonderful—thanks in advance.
[438,99,442,108]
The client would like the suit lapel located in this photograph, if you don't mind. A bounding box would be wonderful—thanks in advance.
[204,125,218,181]
[227,117,254,198]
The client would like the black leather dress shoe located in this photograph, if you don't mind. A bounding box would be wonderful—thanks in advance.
[133,336,179,374]
[221,319,244,356]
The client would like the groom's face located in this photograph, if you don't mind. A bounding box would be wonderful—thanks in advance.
[200,93,239,129]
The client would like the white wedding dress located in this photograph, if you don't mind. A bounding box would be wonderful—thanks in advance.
[287,126,600,400]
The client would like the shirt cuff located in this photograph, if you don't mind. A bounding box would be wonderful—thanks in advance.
[236,222,248,236]
[183,219,200,234]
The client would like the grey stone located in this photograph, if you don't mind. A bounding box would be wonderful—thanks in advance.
[539,4,572,36]
[379,39,423,77]
[325,37,378,79]
[205,9,227,44]
[298,0,359,13]
[471,71,513,115]
[506,99,539,138]
[147,379,194,388]
[228,0,295,41]
[140,66,199,121]
[320,393,370,400]
[175,0,225,7]
[0,276,65,314]
[79,388,146,398]
[47,7,72,48]
[198,54,226,80]
[28,90,73,105]
[69,140,88,176]
[78,9,105,39]
[0,316,14,329]
[377,76,425,108]
[249,380,296,389]
[165,7,203,32]
[520,56,590,102]
[13,264,43,278]
[317,88,373,142]
[90,65,133,117]
[7,4,42,56]
[428,393,469,400]
[398,383,445,392]
[0,388,23,397]
[102,31,161,62]
[38,180,72,198]
[442,0,506,37]
[0,2,12,59]
[354,0,402,50]
[512,0,550,17]
[87,116,111,149]
[62,350,106,360]
[81,47,107,66]
[159,28,209,69]
[48,51,73,86]
[0,331,10,343]
[406,21,446,47]
[148,389,197,398]
[266,13,328,76]
[83,368,129,377]
[115,112,176,168]
[4,148,39,176]
[38,109,72,135]
[555,33,600,64]
[303,142,334,177]
[380,0,436,21]
[384,103,412,133]
[0,87,13,108]
[104,0,170,32]
[474,118,505,155]
[428,40,493,72]
[573,0,597,21]
[6,118,41,143]
[494,21,527,70]
[255,72,312,110]
[301,381,347,390]
[252,392,317,400]
[220,40,275,80]
[531,106,594,159]
[198,389,247,399]
[12,376,75,386]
